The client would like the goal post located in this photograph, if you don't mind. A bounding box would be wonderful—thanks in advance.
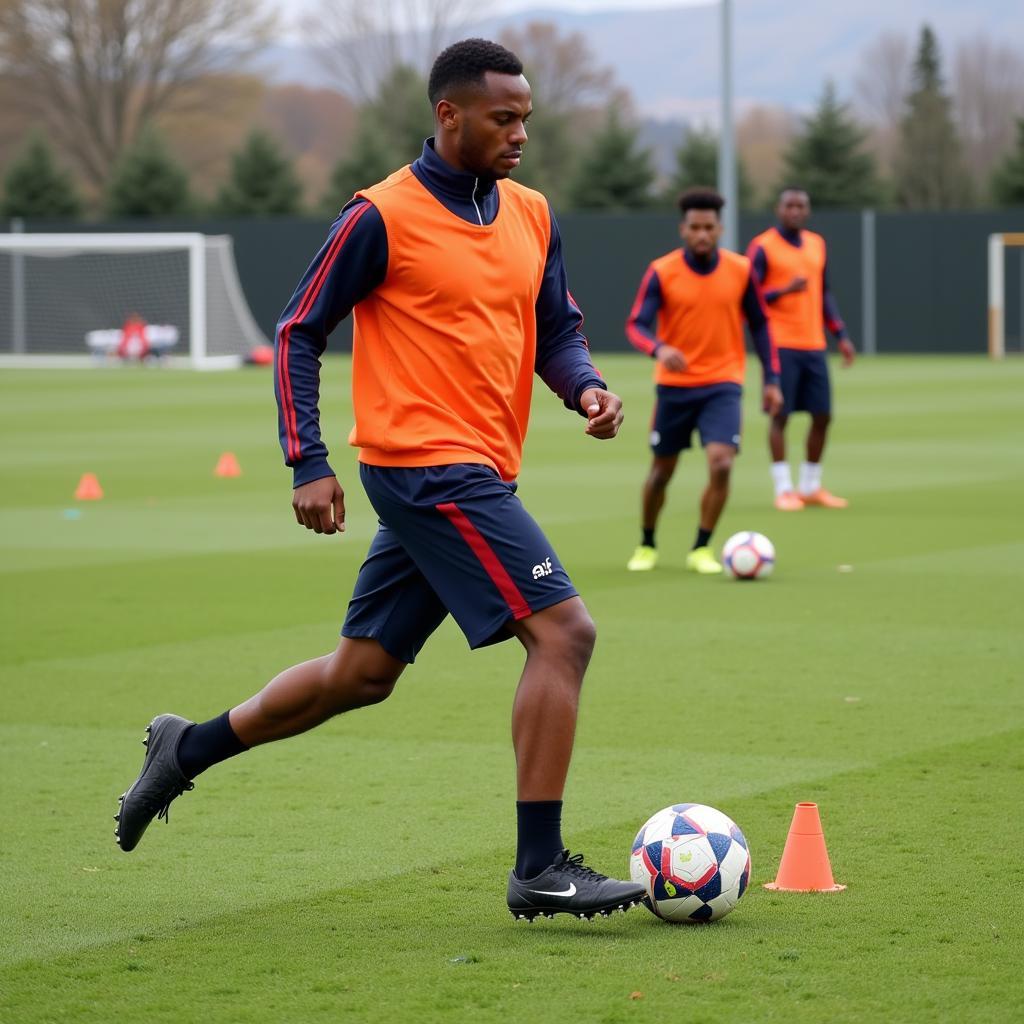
[988,232,1024,360]
[0,232,269,370]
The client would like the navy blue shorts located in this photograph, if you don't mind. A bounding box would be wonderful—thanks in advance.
[778,348,832,415]
[341,464,578,664]
[649,382,743,456]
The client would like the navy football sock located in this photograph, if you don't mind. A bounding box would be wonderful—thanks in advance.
[515,800,564,879]
[694,527,712,550]
[642,528,655,548]
[176,710,248,780]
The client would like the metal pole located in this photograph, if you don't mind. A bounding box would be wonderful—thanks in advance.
[860,209,876,355]
[988,233,1004,360]
[189,236,207,368]
[11,217,26,354]
[718,0,738,251]
[1019,246,1023,352]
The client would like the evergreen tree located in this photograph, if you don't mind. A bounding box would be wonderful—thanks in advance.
[372,64,433,162]
[215,130,302,215]
[320,115,397,216]
[567,110,655,210]
[105,127,191,217]
[778,82,882,207]
[665,127,754,208]
[1,132,82,219]
[991,118,1024,206]
[894,25,972,209]
[320,64,431,215]
[498,108,567,202]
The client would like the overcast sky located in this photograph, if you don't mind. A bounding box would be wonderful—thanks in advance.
[275,0,709,37]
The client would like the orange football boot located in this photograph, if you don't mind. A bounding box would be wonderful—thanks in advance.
[774,491,804,511]
[800,488,848,509]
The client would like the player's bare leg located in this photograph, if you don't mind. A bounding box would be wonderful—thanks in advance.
[508,596,594,800]
[640,454,678,539]
[687,443,732,574]
[800,413,847,507]
[230,637,405,746]
[628,454,677,570]
[697,442,734,539]
[769,412,788,463]
[769,412,803,510]
[115,638,405,851]
[806,412,830,464]
[505,596,646,920]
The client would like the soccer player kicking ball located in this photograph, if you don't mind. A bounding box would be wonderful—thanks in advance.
[625,188,782,575]
[747,187,856,510]
[113,39,646,924]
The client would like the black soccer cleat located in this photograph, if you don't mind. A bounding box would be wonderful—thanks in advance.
[507,850,647,922]
[114,714,195,852]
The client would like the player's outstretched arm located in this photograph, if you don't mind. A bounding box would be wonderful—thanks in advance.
[293,475,346,535]
[580,387,623,440]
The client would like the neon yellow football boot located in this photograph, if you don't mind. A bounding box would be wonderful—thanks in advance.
[626,545,658,572]
[685,545,723,575]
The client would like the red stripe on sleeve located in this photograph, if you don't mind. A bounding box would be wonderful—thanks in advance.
[435,502,532,620]
[277,202,372,462]
[626,266,659,356]
[566,288,588,347]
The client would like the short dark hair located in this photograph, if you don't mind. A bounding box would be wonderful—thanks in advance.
[428,38,524,106]
[678,187,725,217]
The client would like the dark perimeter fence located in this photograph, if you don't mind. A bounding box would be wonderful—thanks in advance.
[6,208,1024,355]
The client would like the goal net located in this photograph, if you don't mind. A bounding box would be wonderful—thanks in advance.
[0,232,268,369]
[987,232,1024,360]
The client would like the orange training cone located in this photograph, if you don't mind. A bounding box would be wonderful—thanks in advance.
[74,473,104,500]
[764,802,846,893]
[214,452,242,477]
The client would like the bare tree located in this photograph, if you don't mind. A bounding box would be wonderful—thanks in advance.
[0,1,276,190]
[497,21,625,205]
[736,104,799,204]
[303,0,475,102]
[499,21,615,114]
[853,30,911,172]
[953,33,1024,182]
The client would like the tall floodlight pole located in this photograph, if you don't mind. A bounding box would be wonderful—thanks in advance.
[718,0,738,250]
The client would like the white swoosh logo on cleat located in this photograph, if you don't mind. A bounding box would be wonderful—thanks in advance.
[529,884,576,897]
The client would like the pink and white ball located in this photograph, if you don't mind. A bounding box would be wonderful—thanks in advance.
[722,531,775,579]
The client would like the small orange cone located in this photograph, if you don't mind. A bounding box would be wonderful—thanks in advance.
[74,473,104,500]
[214,452,242,477]
[764,802,846,893]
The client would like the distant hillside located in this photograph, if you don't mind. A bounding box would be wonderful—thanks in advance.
[265,0,1024,119]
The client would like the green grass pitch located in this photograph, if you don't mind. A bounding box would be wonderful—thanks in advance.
[1,355,1022,1023]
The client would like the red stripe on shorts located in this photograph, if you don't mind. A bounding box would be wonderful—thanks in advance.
[435,502,532,620]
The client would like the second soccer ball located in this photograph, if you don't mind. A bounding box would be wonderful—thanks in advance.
[722,531,775,579]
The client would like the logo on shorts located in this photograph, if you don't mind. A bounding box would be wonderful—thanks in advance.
[532,557,554,580]
[650,430,661,447]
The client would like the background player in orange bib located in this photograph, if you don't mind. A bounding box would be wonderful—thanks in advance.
[626,188,782,575]
[748,188,856,510]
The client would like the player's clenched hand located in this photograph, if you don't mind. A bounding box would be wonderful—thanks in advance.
[293,475,346,535]
[762,383,783,416]
[655,345,687,373]
[581,387,624,440]
[837,338,856,367]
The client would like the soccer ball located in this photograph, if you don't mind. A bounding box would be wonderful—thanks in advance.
[722,531,775,579]
[630,803,751,923]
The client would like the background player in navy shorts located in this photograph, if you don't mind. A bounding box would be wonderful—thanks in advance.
[626,188,781,575]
